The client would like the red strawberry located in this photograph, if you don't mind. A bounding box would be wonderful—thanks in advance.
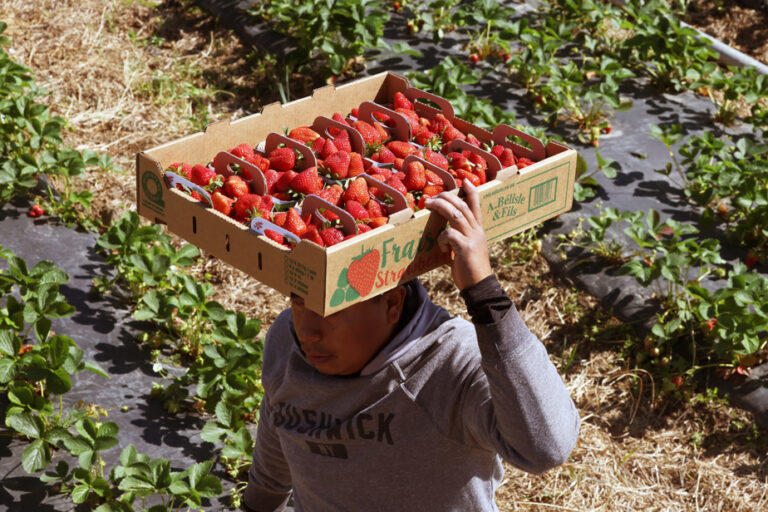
[367,200,384,218]
[230,143,255,161]
[288,126,320,144]
[457,169,481,187]
[422,184,444,197]
[368,173,386,182]
[285,207,308,237]
[332,130,352,153]
[232,153,270,179]
[323,151,351,179]
[468,152,488,171]
[373,122,390,143]
[212,191,234,216]
[320,137,339,159]
[373,111,392,126]
[425,170,444,186]
[167,162,192,178]
[386,176,408,196]
[446,152,471,171]
[348,152,365,177]
[517,157,535,168]
[328,112,351,136]
[315,184,344,206]
[311,136,327,154]
[223,175,250,199]
[429,114,453,136]
[371,146,396,165]
[387,141,418,159]
[442,125,466,143]
[491,145,516,167]
[290,167,323,196]
[320,227,345,247]
[275,170,298,192]
[264,169,280,194]
[746,251,760,268]
[264,229,285,245]
[393,91,414,110]
[345,200,370,221]
[466,134,482,147]
[403,160,427,191]
[353,120,382,146]
[301,224,325,246]
[344,177,370,205]
[423,149,449,170]
[396,108,420,133]
[414,127,438,147]
[367,216,388,228]
[273,211,287,227]
[357,223,373,233]
[28,204,44,217]
[269,147,297,172]
[190,164,218,188]
[233,193,263,222]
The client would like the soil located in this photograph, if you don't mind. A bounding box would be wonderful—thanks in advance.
[686,0,768,65]
[1,0,767,511]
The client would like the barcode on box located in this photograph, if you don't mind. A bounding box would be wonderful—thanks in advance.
[528,178,557,212]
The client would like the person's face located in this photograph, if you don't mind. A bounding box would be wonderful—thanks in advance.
[290,288,406,376]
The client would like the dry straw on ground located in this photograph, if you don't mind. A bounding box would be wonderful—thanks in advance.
[2,0,767,510]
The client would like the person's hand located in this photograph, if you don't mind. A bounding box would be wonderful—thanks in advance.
[424,179,493,291]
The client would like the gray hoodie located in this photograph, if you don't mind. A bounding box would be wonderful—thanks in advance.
[244,280,579,511]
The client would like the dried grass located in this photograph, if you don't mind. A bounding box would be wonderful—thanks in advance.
[2,0,767,510]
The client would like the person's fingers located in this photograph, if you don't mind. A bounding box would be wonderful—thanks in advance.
[425,192,477,233]
[461,179,483,226]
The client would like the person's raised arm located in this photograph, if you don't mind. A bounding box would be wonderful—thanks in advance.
[425,180,579,473]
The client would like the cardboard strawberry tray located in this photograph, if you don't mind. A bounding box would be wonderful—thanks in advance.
[136,72,577,316]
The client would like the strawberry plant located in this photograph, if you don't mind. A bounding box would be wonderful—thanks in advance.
[0,246,108,473]
[0,22,114,229]
[617,0,717,93]
[652,127,768,259]
[93,211,200,301]
[456,0,516,63]
[249,0,401,90]
[404,0,463,41]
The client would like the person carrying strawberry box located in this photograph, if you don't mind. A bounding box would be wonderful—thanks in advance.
[241,179,580,512]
